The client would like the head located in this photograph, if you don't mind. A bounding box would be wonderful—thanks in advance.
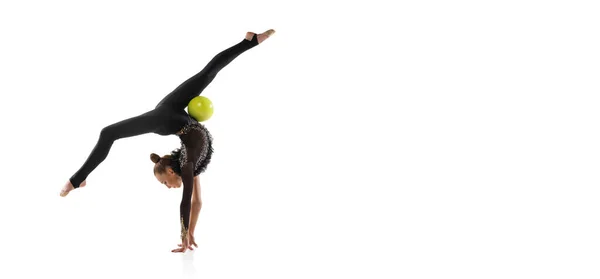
[150,153,182,189]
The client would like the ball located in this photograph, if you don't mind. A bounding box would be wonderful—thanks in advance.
[187,96,214,122]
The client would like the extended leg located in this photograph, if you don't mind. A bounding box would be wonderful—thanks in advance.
[155,29,275,110]
[61,110,161,196]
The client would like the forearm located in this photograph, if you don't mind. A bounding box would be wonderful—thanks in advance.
[179,163,194,239]
[188,202,202,235]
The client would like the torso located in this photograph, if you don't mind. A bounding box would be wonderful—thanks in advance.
[177,122,213,176]
[152,105,213,176]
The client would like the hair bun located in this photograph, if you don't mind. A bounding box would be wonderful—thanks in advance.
[150,153,161,164]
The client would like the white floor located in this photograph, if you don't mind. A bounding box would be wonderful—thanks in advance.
[4,177,397,279]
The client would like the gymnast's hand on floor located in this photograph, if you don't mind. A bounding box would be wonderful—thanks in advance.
[172,234,194,253]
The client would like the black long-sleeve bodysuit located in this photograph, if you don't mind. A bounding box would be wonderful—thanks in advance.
[68,34,260,239]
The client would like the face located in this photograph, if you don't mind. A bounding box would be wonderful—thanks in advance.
[155,168,182,189]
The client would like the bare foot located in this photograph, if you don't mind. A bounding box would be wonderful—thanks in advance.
[60,180,86,197]
[245,29,276,44]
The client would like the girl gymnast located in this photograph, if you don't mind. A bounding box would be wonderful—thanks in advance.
[59,29,276,253]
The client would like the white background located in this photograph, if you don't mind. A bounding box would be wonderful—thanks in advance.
[1,0,599,278]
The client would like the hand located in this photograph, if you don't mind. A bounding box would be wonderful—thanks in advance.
[188,234,198,248]
[174,234,198,251]
[171,234,193,253]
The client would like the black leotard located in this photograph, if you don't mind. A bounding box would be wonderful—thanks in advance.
[68,34,259,238]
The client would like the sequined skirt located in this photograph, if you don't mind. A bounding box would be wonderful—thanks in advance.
[176,121,213,176]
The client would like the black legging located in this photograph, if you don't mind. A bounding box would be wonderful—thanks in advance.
[69,34,260,188]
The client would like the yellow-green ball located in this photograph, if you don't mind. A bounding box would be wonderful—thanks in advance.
[187,96,214,122]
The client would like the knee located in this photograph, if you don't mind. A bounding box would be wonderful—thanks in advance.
[100,126,117,141]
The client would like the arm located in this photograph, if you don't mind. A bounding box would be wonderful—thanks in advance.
[188,175,202,236]
[177,135,205,245]
[179,162,195,241]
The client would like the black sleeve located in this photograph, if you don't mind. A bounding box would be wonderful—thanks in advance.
[179,161,194,240]
[179,143,201,240]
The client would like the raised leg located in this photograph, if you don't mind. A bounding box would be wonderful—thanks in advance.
[60,110,161,197]
[155,29,275,110]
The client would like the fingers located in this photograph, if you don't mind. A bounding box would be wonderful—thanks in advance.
[173,244,193,252]
[173,238,197,252]
[171,247,186,253]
